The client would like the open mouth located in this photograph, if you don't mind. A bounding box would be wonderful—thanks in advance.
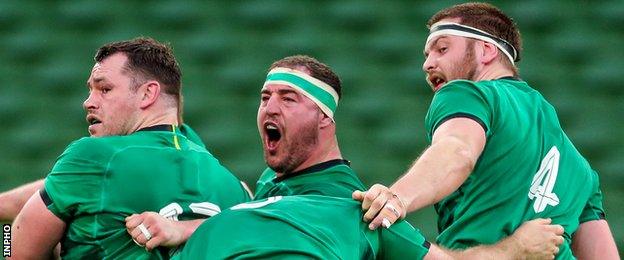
[264,122,282,152]
[428,75,446,91]
[87,115,102,125]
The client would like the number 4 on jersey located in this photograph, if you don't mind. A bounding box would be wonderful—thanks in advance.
[528,146,560,213]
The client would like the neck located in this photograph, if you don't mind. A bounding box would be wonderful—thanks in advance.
[130,106,179,133]
[474,61,514,81]
[289,135,342,174]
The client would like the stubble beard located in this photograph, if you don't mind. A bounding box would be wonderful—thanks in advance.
[265,121,319,174]
[454,41,478,81]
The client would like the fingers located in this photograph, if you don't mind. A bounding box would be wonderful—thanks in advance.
[145,233,166,251]
[129,222,152,246]
[368,207,401,230]
[126,212,161,249]
[356,184,409,230]
[361,185,385,210]
[125,214,143,229]
[529,217,551,225]
[555,235,564,246]
[367,196,406,230]
[551,224,564,236]
[352,190,365,201]
[363,192,389,221]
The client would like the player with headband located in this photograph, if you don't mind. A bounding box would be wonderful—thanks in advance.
[355,3,618,259]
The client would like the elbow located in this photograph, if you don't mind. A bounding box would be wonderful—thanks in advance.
[446,137,478,175]
[455,146,477,174]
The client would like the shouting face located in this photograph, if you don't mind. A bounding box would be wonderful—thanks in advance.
[257,82,323,174]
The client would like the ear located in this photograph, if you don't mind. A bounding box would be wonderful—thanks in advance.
[318,112,333,129]
[139,80,161,109]
[480,42,499,64]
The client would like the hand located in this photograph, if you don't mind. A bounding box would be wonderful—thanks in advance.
[125,212,184,251]
[352,184,407,230]
[511,218,565,259]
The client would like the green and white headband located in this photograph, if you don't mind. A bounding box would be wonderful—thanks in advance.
[427,22,518,64]
[263,67,339,120]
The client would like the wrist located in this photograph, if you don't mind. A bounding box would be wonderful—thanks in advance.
[390,191,408,218]
[503,233,525,258]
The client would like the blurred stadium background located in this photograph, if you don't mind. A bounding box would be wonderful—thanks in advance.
[0,0,621,255]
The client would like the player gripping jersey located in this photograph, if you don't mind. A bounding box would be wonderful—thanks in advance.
[43,124,250,259]
[426,78,604,259]
[177,195,430,259]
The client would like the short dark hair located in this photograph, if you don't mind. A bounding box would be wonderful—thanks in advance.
[269,55,342,99]
[94,37,182,100]
[428,2,522,75]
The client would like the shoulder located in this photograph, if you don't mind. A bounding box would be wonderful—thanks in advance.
[52,137,123,172]
[61,137,118,157]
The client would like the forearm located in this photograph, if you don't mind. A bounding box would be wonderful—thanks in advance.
[448,237,519,260]
[448,218,564,260]
[390,137,475,212]
[127,213,207,250]
[0,179,45,222]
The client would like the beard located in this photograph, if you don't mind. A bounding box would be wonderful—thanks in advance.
[265,119,319,174]
[451,40,478,81]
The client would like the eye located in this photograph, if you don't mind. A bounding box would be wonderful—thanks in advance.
[260,94,270,105]
[101,87,111,94]
[439,47,448,54]
[283,96,296,102]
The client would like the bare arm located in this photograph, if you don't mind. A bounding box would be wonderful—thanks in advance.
[354,117,486,229]
[425,218,564,260]
[572,219,620,260]
[0,179,45,222]
[126,212,205,251]
[9,190,65,259]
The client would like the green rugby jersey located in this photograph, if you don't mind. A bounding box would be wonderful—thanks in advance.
[177,195,431,259]
[179,123,206,148]
[43,124,250,259]
[254,159,366,199]
[425,78,604,259]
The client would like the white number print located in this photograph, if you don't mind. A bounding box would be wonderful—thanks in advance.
[159,202,221,220]
[231,196,283,210]
[159,203,184,221]
[528,146,560,213]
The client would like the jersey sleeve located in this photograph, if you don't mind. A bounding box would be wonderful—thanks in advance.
[374,220,430,259]
[425,80,492,141]
[43,138,107,221]
[578,170,606,223]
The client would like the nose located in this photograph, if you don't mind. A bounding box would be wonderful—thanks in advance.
[422,55,435,73]
[83,92,98,111]
[263,95,281,116]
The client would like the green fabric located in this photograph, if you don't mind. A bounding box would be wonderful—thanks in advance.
[266,72,337,112]
[425,79,604,259]
[578,170,605,223]
[44,126,250,259]
[254,162,365,199]
[179,123,206,148]
[176,195,429,259]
